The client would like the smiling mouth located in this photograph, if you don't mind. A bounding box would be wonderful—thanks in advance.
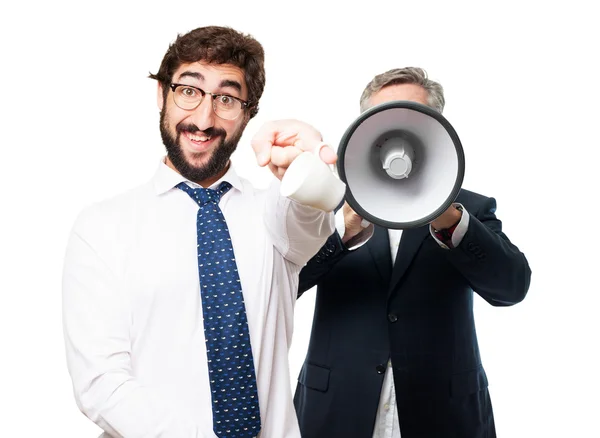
[185,132,212,142]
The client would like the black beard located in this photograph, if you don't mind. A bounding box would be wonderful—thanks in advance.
[159,109,245,184]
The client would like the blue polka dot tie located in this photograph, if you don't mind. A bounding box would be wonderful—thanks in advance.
[177,182,261,438]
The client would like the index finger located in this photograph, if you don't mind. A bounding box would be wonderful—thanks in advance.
[251,121,277,167]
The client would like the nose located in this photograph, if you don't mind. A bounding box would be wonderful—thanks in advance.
[189,95,216,131]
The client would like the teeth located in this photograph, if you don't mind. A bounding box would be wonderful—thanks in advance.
[188,133,211,142]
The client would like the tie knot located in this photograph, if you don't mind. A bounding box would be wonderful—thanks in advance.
[176,181,232,206]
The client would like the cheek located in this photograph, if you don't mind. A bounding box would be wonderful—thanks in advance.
[221,119,245,138]
[163,107,188,131]
[233,118,248,135]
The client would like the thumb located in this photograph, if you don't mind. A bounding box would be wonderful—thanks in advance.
[318,144,338,165]
[256,148,272,167]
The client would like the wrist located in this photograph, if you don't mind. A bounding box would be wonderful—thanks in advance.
[431,205,462,231]
[431,205,464,248]
[342,230,359,244]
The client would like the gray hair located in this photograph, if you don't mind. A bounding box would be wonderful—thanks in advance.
[359,67,445,113]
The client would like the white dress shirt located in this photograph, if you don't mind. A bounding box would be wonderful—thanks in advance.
[62,159,334,438]
[335,205,469,438]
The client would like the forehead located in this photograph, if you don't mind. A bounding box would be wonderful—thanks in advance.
[369,83,429,107]
[173,61,247,96]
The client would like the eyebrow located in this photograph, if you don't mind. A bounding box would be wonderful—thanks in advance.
[178,71,243,93]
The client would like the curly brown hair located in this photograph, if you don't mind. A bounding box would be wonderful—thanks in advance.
[149,26,265,119]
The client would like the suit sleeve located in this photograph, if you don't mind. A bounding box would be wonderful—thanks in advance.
[298,230,349,297]
[446,197,531,306]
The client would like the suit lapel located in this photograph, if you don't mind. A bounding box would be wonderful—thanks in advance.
[388,225,430,294]
[365,225,393,284]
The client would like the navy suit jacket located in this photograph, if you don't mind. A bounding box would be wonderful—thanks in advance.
[294,189,531,438]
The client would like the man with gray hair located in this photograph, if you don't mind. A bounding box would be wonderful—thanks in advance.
[293,67,531,438]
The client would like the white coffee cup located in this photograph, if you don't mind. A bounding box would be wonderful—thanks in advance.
[280,142,347,212]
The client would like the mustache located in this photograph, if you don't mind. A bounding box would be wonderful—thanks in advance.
[176,124,226,138]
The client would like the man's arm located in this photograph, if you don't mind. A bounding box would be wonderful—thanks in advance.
[297,202,373,296]
[263,179,335,267]
[297,196,531,305]
[62,218,206,438]
[298,230,347,295]
[251,119,338,267]
[438,197,531,306]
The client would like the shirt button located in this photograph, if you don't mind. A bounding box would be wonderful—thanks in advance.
[388,313,398,323]
[384,404,390,410]
[376,364,386,374]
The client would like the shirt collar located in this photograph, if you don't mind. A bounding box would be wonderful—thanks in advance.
[153,157,244,195]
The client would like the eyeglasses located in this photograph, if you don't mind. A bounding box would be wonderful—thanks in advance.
[169,83,249,120]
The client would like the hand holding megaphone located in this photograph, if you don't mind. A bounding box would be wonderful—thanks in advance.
[340,202,372,243]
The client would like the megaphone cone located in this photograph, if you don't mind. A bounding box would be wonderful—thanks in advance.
[336,101,465,229]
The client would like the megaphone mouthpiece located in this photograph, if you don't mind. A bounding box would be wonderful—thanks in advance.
[379,136,415,179]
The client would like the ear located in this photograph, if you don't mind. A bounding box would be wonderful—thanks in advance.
[157,83,165,111]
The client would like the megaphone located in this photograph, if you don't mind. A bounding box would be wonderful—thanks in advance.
[336,100,465,229]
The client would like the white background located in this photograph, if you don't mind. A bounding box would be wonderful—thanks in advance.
[1,0,599,436]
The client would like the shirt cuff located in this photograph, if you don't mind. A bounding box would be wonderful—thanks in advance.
[430,203,470,249]
[335,209,374,250]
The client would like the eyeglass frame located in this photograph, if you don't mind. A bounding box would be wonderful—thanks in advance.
[169,83,250,120]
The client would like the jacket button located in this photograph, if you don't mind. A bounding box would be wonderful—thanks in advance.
[387,313,398,323]
[376,364,386,374]
[469,243,481,254]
